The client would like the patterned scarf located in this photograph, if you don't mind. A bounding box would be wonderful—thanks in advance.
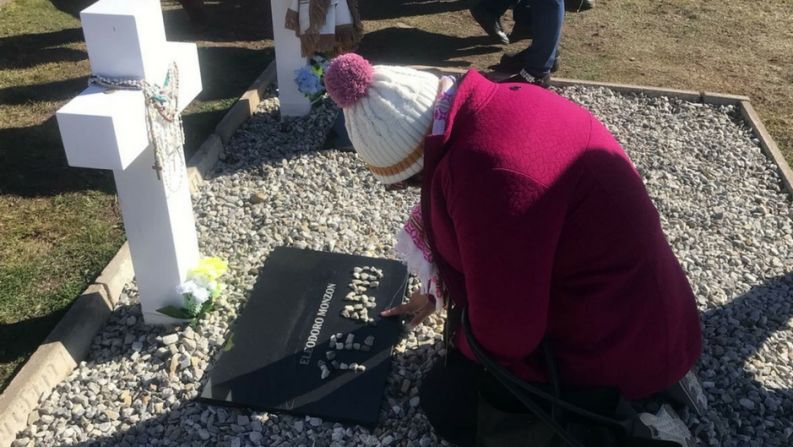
[285,0,364,57]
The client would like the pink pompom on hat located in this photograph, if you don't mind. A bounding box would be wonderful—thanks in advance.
[324,53,374,108]
[324,53,440,185]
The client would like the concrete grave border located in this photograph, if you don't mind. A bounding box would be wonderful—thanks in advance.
[1,63,790,446]
[0,60,276,447]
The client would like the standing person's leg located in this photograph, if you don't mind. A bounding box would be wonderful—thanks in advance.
[509,0,533,42]
[470,0,516,44]
[493,0,562,84]
[479,0,516,17]
[520,0,564,79]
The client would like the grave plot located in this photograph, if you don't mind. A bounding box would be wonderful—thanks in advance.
[12,86,793,447]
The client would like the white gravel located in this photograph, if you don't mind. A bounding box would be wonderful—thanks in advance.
[13,85,793,447]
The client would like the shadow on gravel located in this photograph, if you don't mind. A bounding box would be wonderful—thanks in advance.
[699,272,793,443]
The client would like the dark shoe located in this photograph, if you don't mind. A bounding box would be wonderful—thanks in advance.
[565,0,595,12]
[496,50,526,73]
[508,20,532,42]
[500,69,551,88]
[470,5,509,45]
[494,51,559,75]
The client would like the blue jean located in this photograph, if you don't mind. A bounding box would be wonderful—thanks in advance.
[476,0,564,76]
[518,0,564,77]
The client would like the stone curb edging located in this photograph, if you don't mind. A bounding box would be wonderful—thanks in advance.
[739,101,793,196]
[0,59,277,447]
[0,244,133,447]
[549,77,752,105]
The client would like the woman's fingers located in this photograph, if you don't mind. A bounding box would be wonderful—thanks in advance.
[381,291,429,317]
[380,300,420,317]
[381,292,435,331]
[408,303,436,329]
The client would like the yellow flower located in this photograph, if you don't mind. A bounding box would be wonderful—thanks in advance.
[189,257,228,282]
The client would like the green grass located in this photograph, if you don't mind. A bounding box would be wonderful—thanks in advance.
[0,192,124,388]
[0,0,273,391]
[0,0,116,392]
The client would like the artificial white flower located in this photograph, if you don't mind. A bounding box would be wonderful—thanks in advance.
[191,286,210,305]
[191,274,212,290]
[176,280,200,296]
[177,280,210,305]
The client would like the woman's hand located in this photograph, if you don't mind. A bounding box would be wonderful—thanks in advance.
[381,290,436,330]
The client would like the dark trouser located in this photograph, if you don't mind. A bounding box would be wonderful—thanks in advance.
[473,0,516,16]
[518,0,564,77]
[420,350,702,447]
[419,351,527,447]
[474,0,564,76]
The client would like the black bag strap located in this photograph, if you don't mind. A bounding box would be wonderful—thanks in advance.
[461,308,635,446]
[542,339,562,422]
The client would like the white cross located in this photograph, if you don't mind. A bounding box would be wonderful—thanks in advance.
[56,0,203,325]
[271,0,311,117]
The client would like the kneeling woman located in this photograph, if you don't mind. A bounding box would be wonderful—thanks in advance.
[324,54,704,446]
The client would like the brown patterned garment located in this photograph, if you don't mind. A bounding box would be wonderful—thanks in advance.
[285,0,364,57]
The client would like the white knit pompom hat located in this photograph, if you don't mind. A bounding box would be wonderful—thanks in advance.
[324,53,440,184]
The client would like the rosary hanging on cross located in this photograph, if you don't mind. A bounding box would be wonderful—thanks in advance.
[88,63,186,195]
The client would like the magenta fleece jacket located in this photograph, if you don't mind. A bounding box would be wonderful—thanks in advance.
[420,70,702,399]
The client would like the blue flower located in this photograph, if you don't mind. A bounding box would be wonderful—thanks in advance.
[295,66,324,96]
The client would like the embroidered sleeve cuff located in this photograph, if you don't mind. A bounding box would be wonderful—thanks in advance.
[395,229,447,310]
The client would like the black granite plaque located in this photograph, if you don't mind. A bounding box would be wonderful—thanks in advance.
[199,247,409,427]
